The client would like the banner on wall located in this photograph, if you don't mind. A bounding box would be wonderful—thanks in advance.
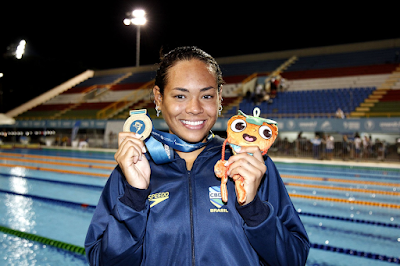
[4,119,107,129]
[3,118,400,134]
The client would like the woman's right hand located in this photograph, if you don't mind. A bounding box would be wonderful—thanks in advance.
[114,132,151,189]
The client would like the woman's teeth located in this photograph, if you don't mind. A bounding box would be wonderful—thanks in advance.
[182,120,204,126]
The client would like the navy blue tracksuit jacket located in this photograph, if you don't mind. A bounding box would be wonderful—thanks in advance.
[85,136,310,265]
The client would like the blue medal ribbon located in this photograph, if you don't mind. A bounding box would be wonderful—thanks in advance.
[124,109,214,164]
[145,128,214,164]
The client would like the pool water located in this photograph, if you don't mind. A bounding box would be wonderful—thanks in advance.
[0,148,399,265]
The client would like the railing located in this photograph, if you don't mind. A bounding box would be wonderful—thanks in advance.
[267,138,399,162]
[96,79,154,119]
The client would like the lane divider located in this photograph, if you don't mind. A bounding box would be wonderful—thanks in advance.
[0,156,115,170]
[298,211,400,228]
[0,225,86,256]
[289,193,400,209]
[0,189,96,209]
[282,174,400,187]
[310,243,400,264]
[0,162,110,178]
[0,152,116,165]
[285,182,400,196]
[0,173,104,190]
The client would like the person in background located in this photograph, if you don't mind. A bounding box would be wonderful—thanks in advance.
[354,133,362,161]
[311,134,322,159]
[325,134,334,160]
[335,108,345,119]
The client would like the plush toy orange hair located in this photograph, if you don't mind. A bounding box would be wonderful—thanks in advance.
[214,108,278,204]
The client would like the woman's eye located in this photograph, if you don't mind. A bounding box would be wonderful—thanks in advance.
[231,119,247,132]
[175,95,185,99]
[203,95,213,99]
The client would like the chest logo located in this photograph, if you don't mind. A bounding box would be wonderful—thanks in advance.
[209,186,224,209]
[148,191,169,208]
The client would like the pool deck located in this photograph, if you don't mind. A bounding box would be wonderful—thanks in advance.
[40,145,400,170]
[272,157,400,170]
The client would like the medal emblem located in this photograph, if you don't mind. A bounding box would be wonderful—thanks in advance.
[123,109,153,140]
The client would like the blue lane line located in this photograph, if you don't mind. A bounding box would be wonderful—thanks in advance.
[0,173,104,190]
[310,243,400,264]
[299,211,400,228]
[0,189,96,210]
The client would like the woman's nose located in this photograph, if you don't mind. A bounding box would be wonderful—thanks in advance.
[186,98,203,114]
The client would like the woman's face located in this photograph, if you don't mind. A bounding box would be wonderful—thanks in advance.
[154,59,222,143]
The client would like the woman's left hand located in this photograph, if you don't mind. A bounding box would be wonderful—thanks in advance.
[226,146,267,205]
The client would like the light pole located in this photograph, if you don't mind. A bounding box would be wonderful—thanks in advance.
[124,9,147,67]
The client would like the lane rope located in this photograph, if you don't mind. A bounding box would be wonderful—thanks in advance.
[0,162,110,178]
[0,156,115,170]
[289,193,400,209]
[282,174,400,187]
[0,151,116,165]
[0,225,85,256]
[285,182,400,196]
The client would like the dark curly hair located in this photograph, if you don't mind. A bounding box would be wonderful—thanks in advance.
[155,46,224,95]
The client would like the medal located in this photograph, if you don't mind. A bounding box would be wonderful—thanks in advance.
[123,109,152,140]
[122,109,214,164]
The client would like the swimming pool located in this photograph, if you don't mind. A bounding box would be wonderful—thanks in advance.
[0,148,399,265]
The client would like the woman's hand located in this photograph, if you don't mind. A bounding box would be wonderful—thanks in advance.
[114,132,151,189]
[226,146,267,205]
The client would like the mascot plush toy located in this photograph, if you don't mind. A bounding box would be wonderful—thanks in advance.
[214,107,278,204]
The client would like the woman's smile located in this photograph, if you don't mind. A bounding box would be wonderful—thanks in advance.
[181,119,206,129]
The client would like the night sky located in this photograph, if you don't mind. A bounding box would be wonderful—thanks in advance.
[1,1,398,113]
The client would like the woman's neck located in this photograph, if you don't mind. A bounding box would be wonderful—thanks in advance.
[176,146,206,171]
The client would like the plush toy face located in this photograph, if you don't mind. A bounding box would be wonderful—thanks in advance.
[226,112,278,154]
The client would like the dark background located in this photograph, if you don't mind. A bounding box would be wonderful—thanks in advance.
[1,1,398,112]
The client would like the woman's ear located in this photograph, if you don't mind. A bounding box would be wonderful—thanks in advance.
[153,86,163,107]
[218,85,223,102]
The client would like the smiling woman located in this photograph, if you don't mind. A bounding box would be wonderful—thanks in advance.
[154,59,221,143]
[85,46,310,266]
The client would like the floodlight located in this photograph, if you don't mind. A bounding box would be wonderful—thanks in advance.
[123,9,147,67]
[15,40,26,59]
[132,17,147,25]
[123,18,131,25]
[132,9,145,18]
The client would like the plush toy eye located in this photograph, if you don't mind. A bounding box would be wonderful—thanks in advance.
[231,119,247,132]
[259,125,272,139]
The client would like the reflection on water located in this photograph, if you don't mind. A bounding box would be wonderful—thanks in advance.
[4,193,36,234]
[9,176,28,194]
[1,234,39,266]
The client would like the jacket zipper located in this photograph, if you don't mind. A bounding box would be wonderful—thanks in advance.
[188,170,195,266]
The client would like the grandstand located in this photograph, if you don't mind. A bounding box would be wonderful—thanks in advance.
[2,38,400,160]
[7,38,400,121]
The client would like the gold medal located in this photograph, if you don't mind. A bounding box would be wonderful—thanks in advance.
[123,109,153,140]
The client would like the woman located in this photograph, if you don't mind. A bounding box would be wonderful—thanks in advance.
[85,47,309,265]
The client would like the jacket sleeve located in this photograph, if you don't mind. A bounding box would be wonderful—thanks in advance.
[84,166,149,266]
[243,157,310,266]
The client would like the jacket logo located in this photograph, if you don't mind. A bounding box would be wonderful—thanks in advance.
[209,186,224,209]
[148,192,169,208]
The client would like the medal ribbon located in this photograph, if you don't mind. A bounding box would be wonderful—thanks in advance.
[145,128,214,164]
